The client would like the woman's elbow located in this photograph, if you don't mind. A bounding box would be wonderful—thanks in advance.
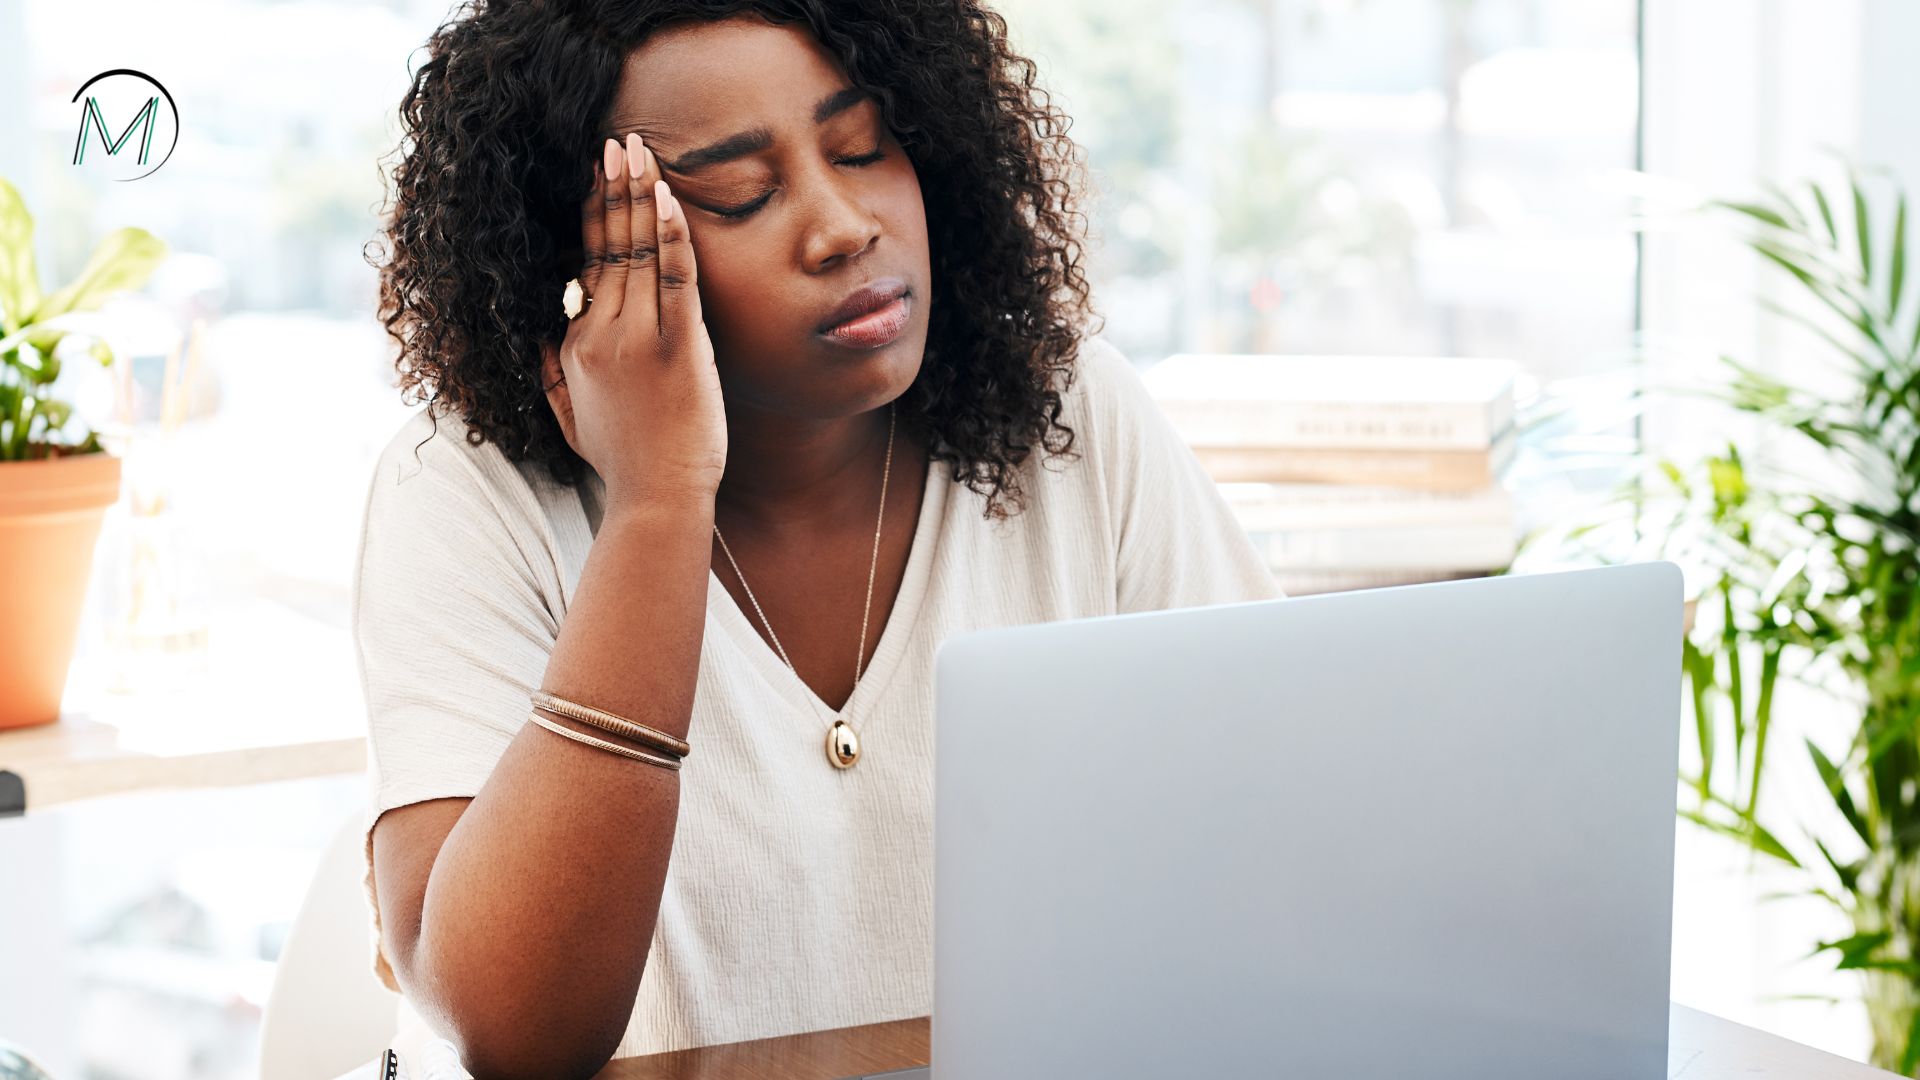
[398,948,626,1079]
[452,1027,620,1080]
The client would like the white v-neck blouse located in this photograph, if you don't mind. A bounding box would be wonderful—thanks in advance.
[350,333,1286,1067]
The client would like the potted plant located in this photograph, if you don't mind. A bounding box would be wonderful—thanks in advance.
[0,175,167,730]
[1521,164,1920,1073]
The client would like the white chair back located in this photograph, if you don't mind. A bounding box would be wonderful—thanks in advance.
[259,812,400,1080]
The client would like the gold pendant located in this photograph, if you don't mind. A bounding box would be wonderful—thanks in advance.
[827,720,861,769]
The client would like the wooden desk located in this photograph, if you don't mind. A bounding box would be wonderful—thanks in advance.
[595,1018,926,1080]
[587,1003,1898,1079]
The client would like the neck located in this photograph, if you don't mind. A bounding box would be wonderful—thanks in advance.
[712,404,906,537]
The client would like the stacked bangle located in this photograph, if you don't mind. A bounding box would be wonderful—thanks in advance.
[527,711,682,771]
[529,688,691,761]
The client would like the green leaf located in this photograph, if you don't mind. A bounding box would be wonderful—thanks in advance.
[1865,721,1912,853]
[6,331,63,386]
[1845,958,1920,976]
[1708,455,1749,509]
[1756,295,1877,376]
[1723,589,1745,793]
[37,398,71,434]
[1748,642,1780,814]
[0,176,42,338]
[1808,737,1872,848]
[1678,806,1802,869]
[1760,885,1849,909]
[1683,637,1717,797]
[1717,199,1792,230]
[1852,169,1873,278]
[1762,179,1811,231]
[1812,182,1840,245]
[1899,999,1920,1076]
[1912,287,1920,362]
[1813,930,1889,968]
[27,226,167,321]
[12,394,44,457]
[1892,191,1908,321]
[1750,242,1886,355]
[1812,835,1862,892]
[21,325,66,384]
[1657,459,1688,495]
[1754,240,1822,290]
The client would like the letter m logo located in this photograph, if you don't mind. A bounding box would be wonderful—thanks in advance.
[72,96,159,165]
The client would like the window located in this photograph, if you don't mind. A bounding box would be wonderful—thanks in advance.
[997,0,1641,382]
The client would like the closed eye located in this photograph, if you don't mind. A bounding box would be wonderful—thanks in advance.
[710,149,888,220]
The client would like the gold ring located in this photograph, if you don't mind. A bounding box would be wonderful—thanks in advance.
[562,277,592,319]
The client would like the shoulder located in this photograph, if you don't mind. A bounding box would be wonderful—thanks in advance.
[1064,333,1137,409]
[354,407,573,615]
[1009,332,1151,512]
[364,406,553,533]
[372,407,499,491]
[1056,332,1160,454]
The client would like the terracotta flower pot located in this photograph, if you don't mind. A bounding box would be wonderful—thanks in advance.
[0,446,122,730]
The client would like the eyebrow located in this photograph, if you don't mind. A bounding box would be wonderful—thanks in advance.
[611,85,874,176]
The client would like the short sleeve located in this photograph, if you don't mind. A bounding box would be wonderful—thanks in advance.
[1079,336,1288,613]
[349,414,562,992]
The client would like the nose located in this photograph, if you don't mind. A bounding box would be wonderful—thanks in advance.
[802,175,882,272]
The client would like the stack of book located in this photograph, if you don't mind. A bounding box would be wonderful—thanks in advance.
[1140,353,1520,596]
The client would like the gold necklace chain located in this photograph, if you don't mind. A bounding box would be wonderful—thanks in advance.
[711,403,895,770]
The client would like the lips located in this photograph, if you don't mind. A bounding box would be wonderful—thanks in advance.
[817,277,909,333]
[817,293,911,349]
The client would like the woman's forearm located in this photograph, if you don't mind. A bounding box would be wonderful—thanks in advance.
[406,496,715,1077]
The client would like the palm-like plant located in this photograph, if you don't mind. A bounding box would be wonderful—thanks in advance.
[1525,164,1920,1074]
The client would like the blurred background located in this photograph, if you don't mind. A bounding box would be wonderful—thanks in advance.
[1,0,1917,1076]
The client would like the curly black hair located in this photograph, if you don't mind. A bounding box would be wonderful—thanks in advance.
[368,0,1104,522]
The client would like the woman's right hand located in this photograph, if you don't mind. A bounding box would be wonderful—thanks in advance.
[541,133,727,512]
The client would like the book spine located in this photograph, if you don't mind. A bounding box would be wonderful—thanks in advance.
[1216,481,1506,505]
[1273,568,1490,596]
[1192,435,1515,490]
[1247,522,1518,570]
[1156,398,1508,450]
[1225,489,1513,533]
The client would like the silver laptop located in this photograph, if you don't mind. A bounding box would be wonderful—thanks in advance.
[847,560,1682,1080]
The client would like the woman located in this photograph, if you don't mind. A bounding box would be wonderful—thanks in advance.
[356,1,1284,1075]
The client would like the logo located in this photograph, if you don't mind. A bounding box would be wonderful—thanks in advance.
[70,69,179,181]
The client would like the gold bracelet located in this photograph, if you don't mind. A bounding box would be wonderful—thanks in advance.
[530,689,692,760]
[527,711,682,772]
[532,703,689,763]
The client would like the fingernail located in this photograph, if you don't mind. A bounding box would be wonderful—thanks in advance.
[603,138,622,182]
[626,133,645,179]
[655,180,671,221]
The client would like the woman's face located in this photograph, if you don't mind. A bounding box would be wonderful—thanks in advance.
[599,15,932,420]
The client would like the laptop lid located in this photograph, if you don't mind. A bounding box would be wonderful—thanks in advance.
[930,561,1682,1080]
